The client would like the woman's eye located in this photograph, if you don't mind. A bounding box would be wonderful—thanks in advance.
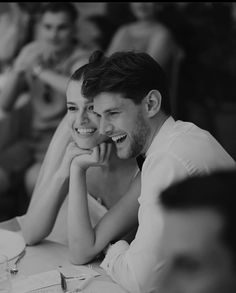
[67,106,77,112]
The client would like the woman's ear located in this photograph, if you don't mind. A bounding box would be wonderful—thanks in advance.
[144,90,162,118]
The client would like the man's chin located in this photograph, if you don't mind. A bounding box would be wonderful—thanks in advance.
[116,147,131,159]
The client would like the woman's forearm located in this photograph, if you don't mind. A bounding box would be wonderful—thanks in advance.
[67,165,141,265]
[21,172,69,245]
[68,167,98,264]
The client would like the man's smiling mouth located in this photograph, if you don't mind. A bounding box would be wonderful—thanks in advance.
[111,134,127,144]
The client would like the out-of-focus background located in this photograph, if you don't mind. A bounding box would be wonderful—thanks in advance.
[0,2,236,221]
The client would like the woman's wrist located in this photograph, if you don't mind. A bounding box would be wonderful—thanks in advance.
[70,160,89,174]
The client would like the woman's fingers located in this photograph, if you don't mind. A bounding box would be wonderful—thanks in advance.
[91,145,100,163]
[104,143,112,163]
[98,142,112,165]
[98,142,107,162]
[65,142,92,165]
[66,141,112,170]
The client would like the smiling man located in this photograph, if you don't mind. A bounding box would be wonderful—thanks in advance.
[80,50,236,293]
[159,170,236,293]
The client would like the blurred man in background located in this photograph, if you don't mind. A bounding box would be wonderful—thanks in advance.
[0,2,89,197]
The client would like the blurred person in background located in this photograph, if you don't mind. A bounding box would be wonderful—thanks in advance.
[0,2,90,198]
[106,2,181,97]
[159,169,236,293]
[81,2,134,52]
[0,3,41,68]
[0,3,41,206]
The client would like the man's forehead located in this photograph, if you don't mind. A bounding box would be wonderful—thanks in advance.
[93,93,126,112]
[41,12,71,24]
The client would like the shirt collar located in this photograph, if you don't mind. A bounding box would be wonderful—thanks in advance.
[146,116,175,157]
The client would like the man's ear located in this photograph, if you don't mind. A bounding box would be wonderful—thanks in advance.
[144,90,162,118]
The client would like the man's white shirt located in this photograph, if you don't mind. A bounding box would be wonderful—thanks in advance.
[101,116,236,293]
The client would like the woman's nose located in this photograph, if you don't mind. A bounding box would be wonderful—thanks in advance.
[75,111,89,125]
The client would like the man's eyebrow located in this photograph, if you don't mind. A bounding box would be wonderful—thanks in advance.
[103,107,121,113]
[67,102,75,105]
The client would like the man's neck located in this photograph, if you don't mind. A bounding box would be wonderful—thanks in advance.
[143,113,170,156]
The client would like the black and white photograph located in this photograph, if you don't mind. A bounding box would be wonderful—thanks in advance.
[0,3,236,293]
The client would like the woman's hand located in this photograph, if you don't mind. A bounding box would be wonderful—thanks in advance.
[71,142,112,171]
[58,141,92,178]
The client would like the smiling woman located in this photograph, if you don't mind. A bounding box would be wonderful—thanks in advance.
[66,80,108,150]
[19,56,141,265]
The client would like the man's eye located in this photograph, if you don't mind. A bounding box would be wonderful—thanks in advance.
[44,24,52,30]
[109,112,119,116]
[87,105,94,113]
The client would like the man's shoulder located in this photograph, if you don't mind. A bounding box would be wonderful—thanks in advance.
[147,119,199,155]
[145,120,234,174]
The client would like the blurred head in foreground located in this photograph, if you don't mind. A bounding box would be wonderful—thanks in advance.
[159,169,236,293]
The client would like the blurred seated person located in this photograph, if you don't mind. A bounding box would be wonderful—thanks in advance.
[81,2,135,52]
[159,169,236,293]
[0,3,41,66]
[0,2,90,197]
[106,2,182,95]
[0,3,42,92]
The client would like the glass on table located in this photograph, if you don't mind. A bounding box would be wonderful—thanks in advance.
[0,255,12,293]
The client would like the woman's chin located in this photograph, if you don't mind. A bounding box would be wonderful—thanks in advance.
[75,140,96,150]
[73,135,109,150]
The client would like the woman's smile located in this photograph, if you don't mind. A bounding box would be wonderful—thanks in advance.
[74,127,97,136]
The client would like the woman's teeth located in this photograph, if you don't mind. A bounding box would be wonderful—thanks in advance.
[75,128,96,134]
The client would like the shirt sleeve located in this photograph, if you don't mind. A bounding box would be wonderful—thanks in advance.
[101,240,140,292]
[100,152,191,293]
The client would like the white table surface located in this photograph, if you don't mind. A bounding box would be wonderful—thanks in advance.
[0,218,126,292]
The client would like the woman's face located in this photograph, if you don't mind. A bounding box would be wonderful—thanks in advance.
[66,80,108,149]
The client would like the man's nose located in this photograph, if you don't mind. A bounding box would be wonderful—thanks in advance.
[99,118,113,135]
[48,28,58,40]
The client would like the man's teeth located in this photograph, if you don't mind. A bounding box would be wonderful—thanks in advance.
[112,134,127,142]
[75,128,95,134]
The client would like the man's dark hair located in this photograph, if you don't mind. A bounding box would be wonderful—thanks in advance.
[79,50,171,115]
[160,169,236,265]
[39,2,78,24]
